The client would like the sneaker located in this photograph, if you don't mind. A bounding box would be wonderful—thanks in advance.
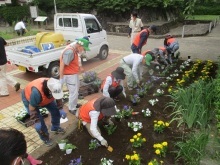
[14,83,20,92]
[50,127,65,134]
[44,139,53,147]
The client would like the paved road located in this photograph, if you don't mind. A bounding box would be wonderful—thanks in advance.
[108,24,220,61]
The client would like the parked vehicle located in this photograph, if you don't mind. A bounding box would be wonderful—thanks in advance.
[6,13,109,78]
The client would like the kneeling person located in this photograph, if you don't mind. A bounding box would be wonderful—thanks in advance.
[101,67,126,101]
[79,96,116,147]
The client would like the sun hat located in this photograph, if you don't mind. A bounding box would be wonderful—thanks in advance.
[111,67,126,80]
[47,78,64,99]
[76,38,90,51]
[145,54,153,66]
[94,96,116,116]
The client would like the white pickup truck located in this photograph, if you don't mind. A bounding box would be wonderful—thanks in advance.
[6,13,109,78]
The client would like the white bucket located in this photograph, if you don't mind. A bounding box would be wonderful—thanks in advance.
[58,143,66,150]
[66,149,73,154]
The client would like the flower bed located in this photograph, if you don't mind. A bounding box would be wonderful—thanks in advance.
[40,60,218,164]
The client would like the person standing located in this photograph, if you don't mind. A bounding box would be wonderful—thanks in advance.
[0,128,42,165]
[79,96,116,147]
[101,67,126,101]
[14,20,28,36]
[131,25,157,54]
[59,37,91,115]
[21,78,66,146]
[128,11,143,44]
[0,37,20,97]
[119,53,152,90]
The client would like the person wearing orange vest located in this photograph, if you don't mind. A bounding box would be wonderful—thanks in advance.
[101,67,126,101]
[79,96,116,147]
[157,47,169,66]
[59,37,91,115]
[131,25,157,54]
[21,78,65,146]
[164,34,179,64]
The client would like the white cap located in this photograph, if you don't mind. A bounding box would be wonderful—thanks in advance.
[47,78,63,99]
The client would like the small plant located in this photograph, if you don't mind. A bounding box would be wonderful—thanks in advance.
[128,122,143,132]
[39,108,49,116]
[114,108,123,120]
[153,89,164,96]
[103,124,117,135]
[160,82,168,88]
[125,151,141,165]
[130,133,146,148]
[65,143,77,150]
[153,142,168,157]
[166,76,173,82]
[148,159,164,165]
[58,139,68,144]
[142,108,151,117]
[58,139,68,150]
[154,120,169,133]
[122,105,133,118]
[149,99,159,106]
[130,94,140,104]
[136,87,145,97]
[100,158,113,165]
[82,71,97,83]
[89,139,101,150]
[14,109,28,121]
[68,156,82,165]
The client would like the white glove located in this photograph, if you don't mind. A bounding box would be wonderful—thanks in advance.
[122,91,126,98]
[107,118,114,125]
[100,139,108,147]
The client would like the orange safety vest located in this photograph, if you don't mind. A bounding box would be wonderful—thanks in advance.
[24,78,54,106]
[79,98,104,123]
[60,45,79,75]
[100,74,121,90]
[141,49,151,56]
[166,38,176,46]
[133,29,149,47]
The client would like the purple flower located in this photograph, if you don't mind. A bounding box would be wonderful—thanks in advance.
[123,105,128,110]
[69,156,82,165]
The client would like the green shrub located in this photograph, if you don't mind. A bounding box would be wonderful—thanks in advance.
[194,5,220,15]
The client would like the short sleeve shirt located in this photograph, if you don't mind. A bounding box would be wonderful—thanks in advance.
[129,18,143,33]
[0,37,7,65]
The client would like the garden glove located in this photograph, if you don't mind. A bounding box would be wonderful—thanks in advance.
[59,109,67,119]
[107,118,114,125]
[122,91,126,98]
[100,139,108,147]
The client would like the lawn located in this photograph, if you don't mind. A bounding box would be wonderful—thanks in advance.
[186,15,220,21]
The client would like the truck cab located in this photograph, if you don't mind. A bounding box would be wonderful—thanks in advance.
[54,13,109,60]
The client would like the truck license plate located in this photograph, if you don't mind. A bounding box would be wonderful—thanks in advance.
[18,66,26,72]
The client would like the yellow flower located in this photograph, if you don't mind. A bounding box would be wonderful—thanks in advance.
[158,144,163,149]
[134,154,139,160]
[155,149,160,155]
[160,160,164,164]
[131,156,134,160]
[137,138,139,141]
[130,139,134,142]
[148,162,153,165]
[162,142,168,146]
[158,120,163,125]
[133,135,137,139]
[165,122,169,127]
[137,133,141,136]
[125,155,130,160]
[142,138,146,142]
[176,79,180,82]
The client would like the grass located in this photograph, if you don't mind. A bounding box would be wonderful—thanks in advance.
[186,15,220,21]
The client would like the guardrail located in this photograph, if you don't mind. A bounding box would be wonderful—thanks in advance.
[6,36,36,46]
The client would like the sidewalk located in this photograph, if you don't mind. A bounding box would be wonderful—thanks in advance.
[0,49,129,157]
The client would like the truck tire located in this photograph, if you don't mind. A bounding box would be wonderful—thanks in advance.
[99,45,108,60]
[47,61,60,79]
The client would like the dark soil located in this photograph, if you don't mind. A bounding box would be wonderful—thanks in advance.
[40,60,217,165]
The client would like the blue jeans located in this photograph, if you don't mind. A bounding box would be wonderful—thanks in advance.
[131,44,140,54]
[21,90,61,141]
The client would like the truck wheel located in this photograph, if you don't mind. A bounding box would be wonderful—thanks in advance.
[47,62,60,79]
[99,45,108,60]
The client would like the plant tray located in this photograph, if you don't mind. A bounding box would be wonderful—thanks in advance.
[16,114,49,127]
